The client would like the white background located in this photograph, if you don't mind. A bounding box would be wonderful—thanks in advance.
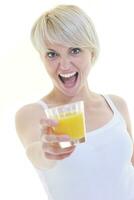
[0,0,134,199]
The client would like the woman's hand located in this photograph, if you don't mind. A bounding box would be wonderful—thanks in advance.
[40,118,76,160]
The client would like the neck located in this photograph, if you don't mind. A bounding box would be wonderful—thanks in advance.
[48,83,98,105]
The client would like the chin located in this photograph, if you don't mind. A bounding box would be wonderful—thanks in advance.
[56,83,84,98]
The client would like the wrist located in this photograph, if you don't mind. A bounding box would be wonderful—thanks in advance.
[26,141,57,170]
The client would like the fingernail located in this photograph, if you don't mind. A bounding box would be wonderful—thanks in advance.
[59,135,70,141]
[46,119,58,125]
[63,135,70,139]
[57,135,70,142]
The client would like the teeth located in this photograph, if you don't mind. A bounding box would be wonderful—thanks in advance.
[59,72,77,78]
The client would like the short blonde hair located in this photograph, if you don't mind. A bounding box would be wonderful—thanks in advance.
[31,5,100,64]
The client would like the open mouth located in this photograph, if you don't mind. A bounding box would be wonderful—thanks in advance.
[58,72,78,88]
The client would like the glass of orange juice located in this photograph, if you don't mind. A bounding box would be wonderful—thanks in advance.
[44,101,86,148]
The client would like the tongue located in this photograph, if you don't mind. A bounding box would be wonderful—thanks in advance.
[63,76,76,88]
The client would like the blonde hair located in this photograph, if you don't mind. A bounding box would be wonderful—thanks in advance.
[31,5,100,64]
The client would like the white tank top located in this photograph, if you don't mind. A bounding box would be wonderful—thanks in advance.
[35,95,134,200]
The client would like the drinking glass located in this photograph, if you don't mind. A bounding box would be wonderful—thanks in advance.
[44,101,86,148]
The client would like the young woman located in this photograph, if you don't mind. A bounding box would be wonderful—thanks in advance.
[15,4,134,200]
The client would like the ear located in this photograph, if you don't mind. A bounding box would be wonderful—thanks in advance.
[91,51,94,60]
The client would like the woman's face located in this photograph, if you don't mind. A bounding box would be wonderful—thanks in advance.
[41,43,93,97]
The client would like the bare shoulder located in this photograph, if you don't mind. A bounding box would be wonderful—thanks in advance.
[108,94,132,135]
[15,103,44,122]
[108,94,128,112]
[15,103,45,148]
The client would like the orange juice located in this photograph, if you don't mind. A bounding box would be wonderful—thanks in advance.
[52,112,85,139]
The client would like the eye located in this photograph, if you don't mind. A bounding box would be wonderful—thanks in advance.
[46,51,58,59]
[71,48,81,55]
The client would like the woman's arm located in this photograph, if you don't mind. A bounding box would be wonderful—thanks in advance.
[109,94,134,166]
[15,104,57,170]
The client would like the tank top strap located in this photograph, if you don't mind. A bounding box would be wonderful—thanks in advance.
[37,100,48,110]
[102,94,118,114]
[102,94,127,127]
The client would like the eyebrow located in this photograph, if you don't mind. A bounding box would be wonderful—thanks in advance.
[46,47,74,52]
[47,49,56,51]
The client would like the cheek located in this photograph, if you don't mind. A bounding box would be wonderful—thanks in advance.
[77,57,92,72]
[44,60,57,75]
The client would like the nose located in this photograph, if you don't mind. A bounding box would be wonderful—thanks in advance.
[59,56,72,70]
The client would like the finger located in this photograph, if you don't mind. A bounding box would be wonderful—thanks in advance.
[39,119,58,137]
[45,147,75,155]
[40,118,58,127]
[42,134,70,143]
[43,141,75,152]
[40,127,53,142]
[42,142,76,155]
[44,151,73,160]
[39,123,54,134]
